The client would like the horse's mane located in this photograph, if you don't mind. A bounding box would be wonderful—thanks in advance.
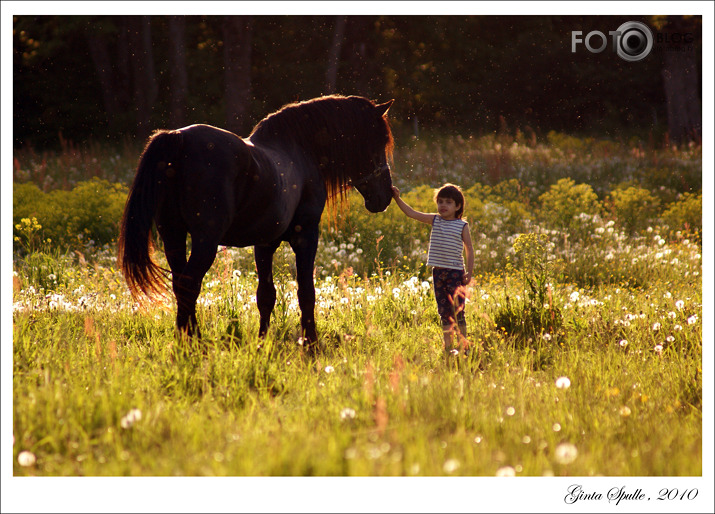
[249,95,394,210]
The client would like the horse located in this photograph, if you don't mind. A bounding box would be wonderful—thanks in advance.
[118,95,395,351]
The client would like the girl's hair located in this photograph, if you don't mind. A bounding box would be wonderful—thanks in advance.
[434,183,465,218]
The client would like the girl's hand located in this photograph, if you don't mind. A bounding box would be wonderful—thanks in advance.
[391,186,401,199]
[463,272,472,285]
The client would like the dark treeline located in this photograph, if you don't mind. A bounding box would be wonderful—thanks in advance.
[13,15,702,149]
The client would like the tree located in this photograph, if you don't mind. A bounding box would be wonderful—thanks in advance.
[658,16,702,145]
[168,16,189,128]
[223,16,253,134]
[127,16,158,140]
[85,18,131,133]
[325,16,347,94]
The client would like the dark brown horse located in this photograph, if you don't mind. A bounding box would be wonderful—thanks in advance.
[118,95,394,350]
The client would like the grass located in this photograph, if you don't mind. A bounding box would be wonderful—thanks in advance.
[11,236,702,477]
[7,132,707,510]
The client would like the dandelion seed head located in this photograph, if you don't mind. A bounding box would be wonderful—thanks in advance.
[555,376,571,389]
[120,408,142,429]
[554,442,578,465]
[340,408,356,420]
[495,466,516,477]
[17,450,36,467]
[443,458,460,474]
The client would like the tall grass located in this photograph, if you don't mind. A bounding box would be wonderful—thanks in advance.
[11,133,703,483]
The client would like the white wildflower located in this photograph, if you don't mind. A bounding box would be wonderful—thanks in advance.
[495,466,516,477]
[555,376,571,389]
[340,408,356,420]
[443,459,461,474]
[120,408,142,429]
[17,450,37,467]
[554,443,578,465]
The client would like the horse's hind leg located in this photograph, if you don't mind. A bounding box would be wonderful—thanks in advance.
[255,242,280,338]
[173,241,218,339]
[157,224,190,330]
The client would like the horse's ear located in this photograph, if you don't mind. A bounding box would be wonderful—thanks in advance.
[376,99,394,117]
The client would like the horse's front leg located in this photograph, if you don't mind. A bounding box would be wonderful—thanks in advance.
[255,243,280,338]
[290,231,319,349]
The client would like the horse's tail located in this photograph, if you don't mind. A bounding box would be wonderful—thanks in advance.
[118,129,183,301]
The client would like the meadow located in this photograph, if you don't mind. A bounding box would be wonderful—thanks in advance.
[11,132,703,482]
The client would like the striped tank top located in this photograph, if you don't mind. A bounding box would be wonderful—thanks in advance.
[427,215,467,270]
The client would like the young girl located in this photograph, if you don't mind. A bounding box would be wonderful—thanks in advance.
[392,183,475,355]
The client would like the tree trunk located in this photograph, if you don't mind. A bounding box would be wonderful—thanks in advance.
[127,16,158,140]
[325,16,347,94]
[223,16,253,135]
[661,17,701,146]
[86,32,122,132]
[168,16,188,128]
[84,18,131,134]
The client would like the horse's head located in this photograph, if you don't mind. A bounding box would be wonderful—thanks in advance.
[249,95,396,214]
[349,99,395,213]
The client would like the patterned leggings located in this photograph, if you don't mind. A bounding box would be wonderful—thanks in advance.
[432,267,467,332]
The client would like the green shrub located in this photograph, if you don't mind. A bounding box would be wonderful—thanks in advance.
[538,178,601,232]
[465,179,534,236]
[661,192,702,240]
[608,185,661,235]
[13,178,128,253]
[13,183,46,240]
[493,233,563,350]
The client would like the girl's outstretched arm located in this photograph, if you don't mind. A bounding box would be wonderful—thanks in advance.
[392,186,434,225]
[462,223,475,285]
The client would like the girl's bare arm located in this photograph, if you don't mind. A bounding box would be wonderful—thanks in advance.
[462,223,475,284]
[392,186,434,225]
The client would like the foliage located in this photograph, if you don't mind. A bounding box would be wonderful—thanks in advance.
[13,178,128,254]
[538,178,601,234]
[13,15,702,148]
[607,185,661,235]
[493,233,563,355]
[661,192,702,242]
[13,216,45,254]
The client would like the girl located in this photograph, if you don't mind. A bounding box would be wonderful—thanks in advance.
[392,183,475,355]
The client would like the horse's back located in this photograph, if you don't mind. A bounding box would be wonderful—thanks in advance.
[162,124,307,247]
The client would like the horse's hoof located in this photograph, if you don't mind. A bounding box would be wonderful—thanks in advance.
[298,336,318,356]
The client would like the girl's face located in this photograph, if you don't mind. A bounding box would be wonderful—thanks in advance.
[436,196,460,220]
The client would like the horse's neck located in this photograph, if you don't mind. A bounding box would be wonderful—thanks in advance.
[250,142,316,186]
